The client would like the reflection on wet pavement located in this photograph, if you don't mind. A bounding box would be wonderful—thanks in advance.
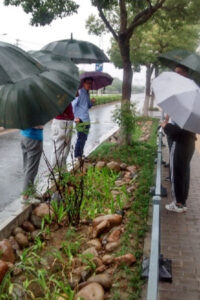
[0,94,144,212]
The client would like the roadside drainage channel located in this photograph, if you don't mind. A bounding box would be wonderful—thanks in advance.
[0,126,118,240]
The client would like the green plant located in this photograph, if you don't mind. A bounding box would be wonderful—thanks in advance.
[112,103,137,144]
[78,253,96,271]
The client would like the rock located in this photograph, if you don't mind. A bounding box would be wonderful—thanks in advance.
[96,161,106,169]
[22,221,35,232]
[12,266,23,276]
[102,255,114,265]
[105,241,120,252]
[92,220,111,238]
[127,165,137,173]
[87,273,112,289]
[15,233,29,248]
[72,266,91,283]
[33,203,52,218]
[92,257,103,268]
[107,229,121,243]
[31,230,41,240]
[13,227,24,236]
[124,172,132,179]
[8,236,20,252]
[69,273,81,289]
[120,163,127,170]
[87,239,102,250]
[0,260,9,283]
[82,247,98,257]
[127,185,136,194]
[0,239,15,263]
[12,283,26,299]
[75,282,104,300]
[107,161,121,172]
[115,180,125,187]
[93,214,122,228]
[30,214,42,228]
[96,265,107,274]
[111,190,120,196]
[114,254,136,265]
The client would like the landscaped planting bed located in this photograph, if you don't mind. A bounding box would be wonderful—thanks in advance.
[0,117,158,300]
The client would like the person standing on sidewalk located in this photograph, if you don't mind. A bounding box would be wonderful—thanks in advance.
[51,103,74,169]
[72,78,96,159]
[20,126,43,202]
[161,65,196,213]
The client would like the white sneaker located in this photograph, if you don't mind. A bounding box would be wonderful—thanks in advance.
[165,201,184,213]
[183,206,188,212]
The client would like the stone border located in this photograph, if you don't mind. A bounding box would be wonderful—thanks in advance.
[0,127,118,240]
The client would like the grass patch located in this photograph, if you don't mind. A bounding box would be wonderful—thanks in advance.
[92,94,121,106]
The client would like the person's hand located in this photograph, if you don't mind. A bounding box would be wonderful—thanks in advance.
[160,120,168,128]
[91,98,96,103]
[74,118,80,123]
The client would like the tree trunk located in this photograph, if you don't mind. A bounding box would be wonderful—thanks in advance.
[118,35,133,145]
[119,37,133,103]
[143,65,152,116]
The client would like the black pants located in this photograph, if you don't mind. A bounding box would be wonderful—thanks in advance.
[170,139,195,205]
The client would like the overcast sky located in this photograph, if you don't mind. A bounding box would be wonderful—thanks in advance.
[0,0,145,85]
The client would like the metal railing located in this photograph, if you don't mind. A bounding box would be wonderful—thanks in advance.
[146,127,163,300]
[144,125,172,300]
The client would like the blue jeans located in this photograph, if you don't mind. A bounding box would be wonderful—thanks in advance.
[74,121,90,158]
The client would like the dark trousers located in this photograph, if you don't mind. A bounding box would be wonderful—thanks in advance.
[170,139,195,205]
[74,121,90,158]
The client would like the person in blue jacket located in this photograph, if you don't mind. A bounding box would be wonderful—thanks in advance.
[72,77,96,158]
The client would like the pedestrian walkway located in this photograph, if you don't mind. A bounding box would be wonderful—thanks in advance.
[158,144,200,300]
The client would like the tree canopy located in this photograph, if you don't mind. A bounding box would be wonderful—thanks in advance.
[4,0,79,25]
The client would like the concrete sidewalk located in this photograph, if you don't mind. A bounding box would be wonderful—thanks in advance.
[158,146,200,299]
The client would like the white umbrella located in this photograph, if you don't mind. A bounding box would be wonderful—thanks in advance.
[152,71,200,133]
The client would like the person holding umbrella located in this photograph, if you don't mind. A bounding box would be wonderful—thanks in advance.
[72,77,96,159]
[159,65,196,213]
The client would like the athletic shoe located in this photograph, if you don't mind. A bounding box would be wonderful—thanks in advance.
[183,205,188,212]
[165,201,184,213]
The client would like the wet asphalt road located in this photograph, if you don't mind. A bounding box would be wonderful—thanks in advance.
[0,94,144,212]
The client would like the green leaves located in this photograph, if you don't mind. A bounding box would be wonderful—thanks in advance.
[4,0,79,26]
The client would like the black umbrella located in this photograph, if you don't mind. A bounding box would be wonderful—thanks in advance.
[42,38,109,64]
[0,42,79,129]
[158,49,200,83]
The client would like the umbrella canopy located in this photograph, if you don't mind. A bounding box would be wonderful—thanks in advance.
[158,49,200,83]
[0,42,79,129]
[152,71,200,133]
[29,50,79,80]
[0,41,45,85]
[42,39,109,64]
[79,71,113,90]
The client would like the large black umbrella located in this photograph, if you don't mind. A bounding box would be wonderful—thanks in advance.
[42,38,109,64]
[0,42,79,129]
[29,50,79,80]
[158,49,200,83]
